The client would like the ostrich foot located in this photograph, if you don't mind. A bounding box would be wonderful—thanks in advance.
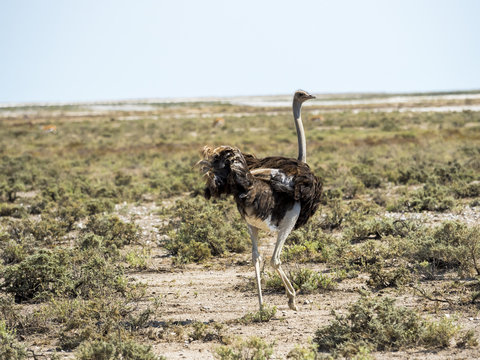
[288,297,298,311]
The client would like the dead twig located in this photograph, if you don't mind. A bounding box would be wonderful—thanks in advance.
[411,285,453,305]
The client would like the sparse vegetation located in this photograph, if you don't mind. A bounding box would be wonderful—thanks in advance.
[0,95,479,358]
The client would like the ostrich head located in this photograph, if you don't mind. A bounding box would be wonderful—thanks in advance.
[294,90,316,103]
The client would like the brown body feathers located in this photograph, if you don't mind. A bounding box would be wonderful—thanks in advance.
[198,146,322,230]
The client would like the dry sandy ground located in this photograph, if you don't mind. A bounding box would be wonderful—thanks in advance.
[121,200,480,360]
[23,203,480,360]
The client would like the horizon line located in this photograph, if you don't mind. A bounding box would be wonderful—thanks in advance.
[2,88,480,109]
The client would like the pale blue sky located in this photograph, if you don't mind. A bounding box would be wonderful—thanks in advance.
[1,0,479,103]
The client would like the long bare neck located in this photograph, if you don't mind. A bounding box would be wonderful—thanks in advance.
[292,99,306,163]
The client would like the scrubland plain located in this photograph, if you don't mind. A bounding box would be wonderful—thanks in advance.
[1,92,480,359]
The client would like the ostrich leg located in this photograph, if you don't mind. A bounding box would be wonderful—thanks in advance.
[271,203,301,311]
[248,225,263,310]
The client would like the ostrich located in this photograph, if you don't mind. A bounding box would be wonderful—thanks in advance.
[198,90,322,311]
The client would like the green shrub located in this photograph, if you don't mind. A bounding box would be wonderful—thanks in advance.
[339,176,365,199]
[216,336,274,360]
[0,320,27,360]
[292,268,336,293]
[422,317,459,348]
[72,248,127,298]
[351,165,382,189]
[164,197,249,264]
[410,222,480,276]
[76,337,163,360]
[0,180,25,203]
[0,203,26,218]
[456,329,479,348]
[55,197,87,231]
[114,171,133,186]
[433,160,473,184]
[366,263,413,289]
[344,218,396,243]
[283,221,332,263]
[42,294,146,350]
[238,305,277,324]
[314,296,459,356]
[395,161,430,185]
[1,212,72,246]
[381,117,399,131]
[189,321,227,343]
[286,345,317,360]
[77,232,106,250]
[319,199,345,230]
[190,321,208,341]
[389,183,454,212]
[85,198,115,215]
[0,240,27,265]
[83,214,139,248]
[2,249,72,302]
[125,248,150,270]
[1,245,128,302]
[282,240,324,263]
[453,181,480,198]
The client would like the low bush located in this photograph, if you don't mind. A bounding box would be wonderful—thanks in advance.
[76,337,163,360]
[319,199,345,230]
[314,295,459,357]
[351,164,382,189]
[164,197,249,264]
[54,197,87,231]
[83,214,139,248]
[238,305,277,324]
[395,161,430,185]
[286,345,318,360]
[0,180,25,203]
[366,263,413,289]
[453,181,480,198]
[0,203,26,218]
[343,218,399,243]
[189,321,228,343]
[125,248,150,270]
[2,249,72,302]
[283,221,333,263]
[1,244,128,302]
[0,240,27,265]
[84,198,115,215]
[409,221,480,276]
[433,160,474,185]
[0,320,27,360]
[216,336,274,360]
[388,183,454,212]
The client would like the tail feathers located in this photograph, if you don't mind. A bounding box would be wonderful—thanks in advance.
[198,146,253,199]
